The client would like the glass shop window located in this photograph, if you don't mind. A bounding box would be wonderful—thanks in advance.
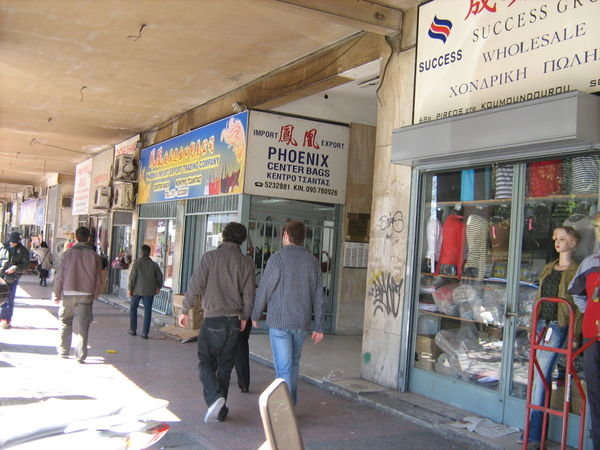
[139,218,176,289]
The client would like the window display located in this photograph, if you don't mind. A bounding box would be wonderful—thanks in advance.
[414,155,599,402]
[140,219,176,289]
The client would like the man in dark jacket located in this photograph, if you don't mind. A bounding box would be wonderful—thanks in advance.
[178,222,255,423]
[0,231,30,329]
[54,227,103,363]
[128,244,163,339]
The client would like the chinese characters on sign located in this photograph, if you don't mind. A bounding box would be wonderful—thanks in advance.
[414,0,600,124]
[245,111,349,204]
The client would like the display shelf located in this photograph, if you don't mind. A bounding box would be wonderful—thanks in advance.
[425,198,511,207]
[419,309,503,328]
[420,272,509,284]
[525,193,598,202]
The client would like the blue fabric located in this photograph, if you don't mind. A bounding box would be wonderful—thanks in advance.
[529,320,567,443]
[269,327,307,405]
[0,281,18,322]
[461,169,475,201]
[130,295,154,336]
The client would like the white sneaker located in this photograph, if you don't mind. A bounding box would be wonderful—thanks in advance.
[204,397,225,423]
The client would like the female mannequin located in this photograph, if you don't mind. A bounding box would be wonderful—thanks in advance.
[525,226,582,445]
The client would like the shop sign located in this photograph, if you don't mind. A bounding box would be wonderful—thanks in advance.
[34,198,45,227]
[414,0,600,124]
[245,111,349,204]
[73,158,93,215]
[19,199,36,225]
[89,147,114,213]
[138,112,248,204]
[115,134,139,158]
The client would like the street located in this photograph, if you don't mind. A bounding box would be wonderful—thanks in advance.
[0,275,474,449]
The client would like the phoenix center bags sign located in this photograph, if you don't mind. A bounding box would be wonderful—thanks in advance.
[414,0,599,124]
[245,111,349,204]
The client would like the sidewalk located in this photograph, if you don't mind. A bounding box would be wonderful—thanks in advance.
[98,290,530,450]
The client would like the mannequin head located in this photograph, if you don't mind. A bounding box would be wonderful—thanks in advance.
[595,212,600,242]
[552,226,579,255]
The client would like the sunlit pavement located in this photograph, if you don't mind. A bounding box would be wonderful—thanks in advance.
[1,275,475,449]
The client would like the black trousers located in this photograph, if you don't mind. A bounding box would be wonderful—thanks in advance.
[197,316,241,407]
[584,340,600,450]
[235,320,252,390]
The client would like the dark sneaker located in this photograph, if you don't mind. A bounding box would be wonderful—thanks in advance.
[217,405,229,422]
[128,329,136,336]
[204,397,225,423]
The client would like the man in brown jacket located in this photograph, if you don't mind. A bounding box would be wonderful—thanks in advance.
[54,227,103,363]
[179,222,255,423]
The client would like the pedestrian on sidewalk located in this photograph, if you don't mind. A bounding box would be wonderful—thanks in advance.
[568,212,600,450]
[0,231,30,329]
[251,220,325,405]
[178,222,255,423]
[128,244,163,339]
[53,226,103,363]
[33,242,53,287]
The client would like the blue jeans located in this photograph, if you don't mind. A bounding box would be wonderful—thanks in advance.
[529,320,567,442]
[130,295,154,336]
[0,280,18,322]
[269,328,307,405]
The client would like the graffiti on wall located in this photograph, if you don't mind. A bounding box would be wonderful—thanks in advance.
[368,271,403,318]
[377,210,405,234]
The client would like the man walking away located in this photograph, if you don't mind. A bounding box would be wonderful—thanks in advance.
[54,227,103,363]
[178,222,255,423]
[251,220,324,405]
[128,244,164,339]
[0,232,30,329]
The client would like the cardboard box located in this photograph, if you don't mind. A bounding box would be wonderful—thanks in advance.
[416,335,442,358]
[172,294,185,309]
[548,381,587,414]
[172,305,203,330]
[415,355,436,371]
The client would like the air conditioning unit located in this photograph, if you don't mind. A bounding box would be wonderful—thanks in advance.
[112,182,135,209]
[93,186,111,209]
[23,186,35,199]
[113,154,138,181]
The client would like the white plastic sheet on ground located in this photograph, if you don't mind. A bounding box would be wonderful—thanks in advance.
[450,416,519,438]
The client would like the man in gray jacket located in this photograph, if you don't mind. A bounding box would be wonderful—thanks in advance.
[128,244,163,339]
[178,222,255,423]
[54,226,103,363]
[251,220,324,405]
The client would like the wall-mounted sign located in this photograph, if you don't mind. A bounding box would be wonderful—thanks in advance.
[138,112,248,204]
[73,158,93,215]
[414,0,600,124]
[89,147,114,213]
[245,111,349,204]
[115,134,139,158]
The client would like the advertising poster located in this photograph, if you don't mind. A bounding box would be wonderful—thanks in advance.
[19,199,36,225]
[73,158,93,215]
[138,112,248,204]
[414,0,600,124]
[115,134,140,158]
[245,111,349,204]
[89,148,114,212]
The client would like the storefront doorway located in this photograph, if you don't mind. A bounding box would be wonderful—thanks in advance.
[408,155,598,446]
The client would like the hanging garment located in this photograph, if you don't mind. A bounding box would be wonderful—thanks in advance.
[571,155,600,194]
[425,216,442,267]
[494,164,514,199]
[464,212,489,280]
[528,160,561,197]
[438,214,465,279]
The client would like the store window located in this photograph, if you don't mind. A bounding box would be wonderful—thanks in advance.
[413,154,599,404]
[206,213,238,252]
[139,219,176,288]
[511,155,599,402]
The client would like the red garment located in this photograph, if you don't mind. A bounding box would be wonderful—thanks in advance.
[584,271,600,339]
[528,160,561,197]
[437,214,465,278]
